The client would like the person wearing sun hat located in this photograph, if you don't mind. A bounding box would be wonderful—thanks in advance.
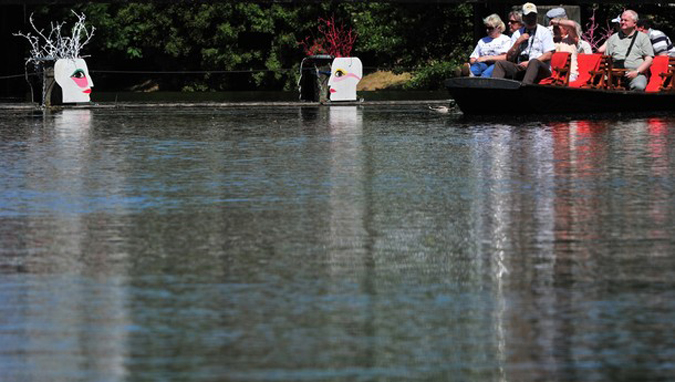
[547,9,581,81]
[547,7,592,53]
[545,7,567,26]
[492,2,556,84]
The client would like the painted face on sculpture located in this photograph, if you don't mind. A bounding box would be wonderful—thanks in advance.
[54,59,94,103]
[328,57,362,102]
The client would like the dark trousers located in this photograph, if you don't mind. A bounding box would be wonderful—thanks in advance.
[492,60,552,84]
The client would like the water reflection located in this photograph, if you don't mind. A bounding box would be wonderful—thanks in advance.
[0,108,674,381]
[468,125,559,381]
[12,109,131,273]
[1,276,130,382]
[327,106,367,267]
[546,118,675,380]
[1,110,131,382]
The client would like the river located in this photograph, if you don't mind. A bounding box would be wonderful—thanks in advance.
[1,105,674,381]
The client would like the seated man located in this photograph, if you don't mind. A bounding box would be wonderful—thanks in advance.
[492,2,556,84]
[604,10,654,91]
[636,19,675,57]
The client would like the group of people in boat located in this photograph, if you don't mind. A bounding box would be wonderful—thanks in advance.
[467,2,675,91]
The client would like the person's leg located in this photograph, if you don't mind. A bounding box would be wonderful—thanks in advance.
[522,60,552,84]
[492,61,519,79]
[482,64,496,77]
[629,74,648,91]
[470,62,488,76]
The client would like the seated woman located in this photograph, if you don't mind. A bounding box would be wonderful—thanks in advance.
[507,11,523,35]
[547,8,591,53]
[549,14,586,82]
[469,14,511,77]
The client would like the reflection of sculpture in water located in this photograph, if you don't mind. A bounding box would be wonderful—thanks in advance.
[328,57,362,102]
[327,105,365,275]
[55,59,94,103]
[328,106,360,130]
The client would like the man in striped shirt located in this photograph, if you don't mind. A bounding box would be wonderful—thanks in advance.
[636,19,675,57]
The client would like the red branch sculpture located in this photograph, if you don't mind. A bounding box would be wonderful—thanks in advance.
[299,16,357,57]
[582,8,618,52]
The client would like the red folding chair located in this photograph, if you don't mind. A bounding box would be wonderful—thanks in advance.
[646,55,671,92]
[569,53,605,88]
[539,51,571,86]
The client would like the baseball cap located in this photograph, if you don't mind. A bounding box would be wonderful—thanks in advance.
[611,14,621,23]
[523,3,538,15]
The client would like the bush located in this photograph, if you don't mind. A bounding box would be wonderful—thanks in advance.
[405,61,457,90]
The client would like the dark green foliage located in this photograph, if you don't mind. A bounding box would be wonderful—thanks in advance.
[28,2,474,91]
[406,59,463,91]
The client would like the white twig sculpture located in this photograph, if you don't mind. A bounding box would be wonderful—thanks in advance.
[14,11,95,64]
[13,11,95,106]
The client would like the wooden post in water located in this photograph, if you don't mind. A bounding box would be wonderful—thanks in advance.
[42,62,55,108]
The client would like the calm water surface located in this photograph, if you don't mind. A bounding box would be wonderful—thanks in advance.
[1,106,674,381]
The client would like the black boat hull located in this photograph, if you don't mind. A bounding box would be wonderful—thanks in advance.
[444,77,675,115]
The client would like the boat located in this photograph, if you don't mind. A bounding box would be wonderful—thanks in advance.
[444,77,675,115]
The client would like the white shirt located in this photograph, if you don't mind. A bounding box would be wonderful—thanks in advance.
[511,24,556,62]
[470,34,512,59]
[578,40,593,54]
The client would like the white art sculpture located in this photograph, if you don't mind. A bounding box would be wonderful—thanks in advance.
[14,11,95,105]
[54,59,94,103]
[328,57,362,102]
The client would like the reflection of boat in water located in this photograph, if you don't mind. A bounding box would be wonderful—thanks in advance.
[444,77,675,115]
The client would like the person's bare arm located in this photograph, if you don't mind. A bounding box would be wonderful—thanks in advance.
[537,51,553,63]
[626,55,653,79]
[475,54,508,63]
[551,18,580,44]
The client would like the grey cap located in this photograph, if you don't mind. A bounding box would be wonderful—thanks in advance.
[546,8,567,19]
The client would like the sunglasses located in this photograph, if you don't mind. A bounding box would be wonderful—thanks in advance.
[486,26,495,30]
[508,20,521,24]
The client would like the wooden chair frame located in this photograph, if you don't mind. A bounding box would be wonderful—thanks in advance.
[657,57,675,91]
[608,62,629,91]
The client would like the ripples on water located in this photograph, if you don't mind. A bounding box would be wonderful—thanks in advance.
[1,106,674,381]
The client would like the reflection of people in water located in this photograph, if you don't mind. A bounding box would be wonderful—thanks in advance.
[54,59,94,103]
[328,57,362,102]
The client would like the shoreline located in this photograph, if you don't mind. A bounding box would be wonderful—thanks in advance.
[0,99,452,111]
